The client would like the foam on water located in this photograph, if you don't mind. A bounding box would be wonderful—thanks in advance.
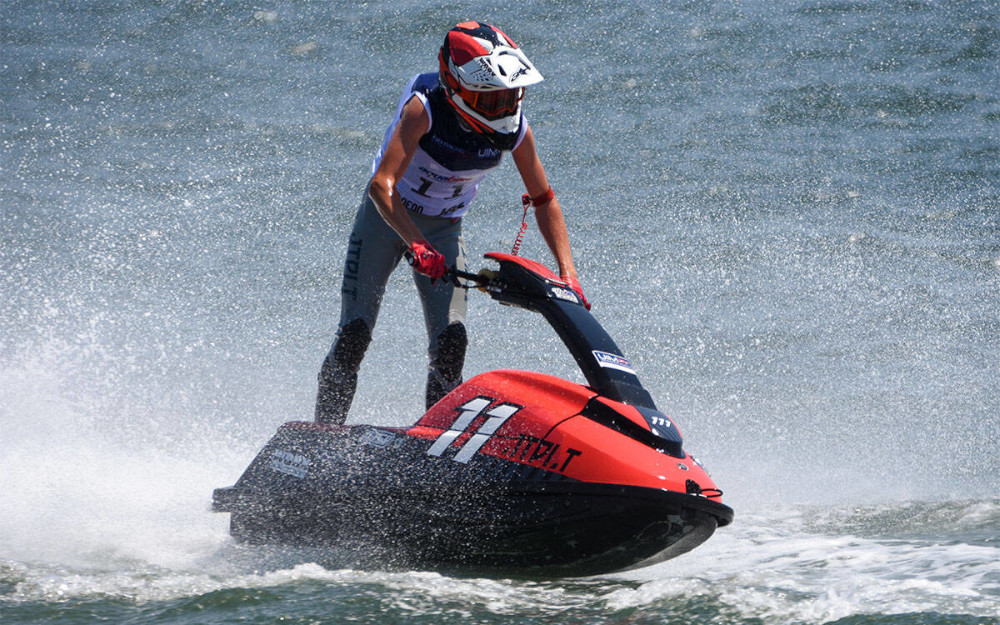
[622,504,1000,622]
[0,335,235,572]
[5,501,997,623]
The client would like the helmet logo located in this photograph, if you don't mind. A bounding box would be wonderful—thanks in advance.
[471,58,496,82]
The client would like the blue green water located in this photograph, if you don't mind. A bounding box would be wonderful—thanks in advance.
[2,0,998,623]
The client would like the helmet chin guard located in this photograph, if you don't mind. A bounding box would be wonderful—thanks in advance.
[438,22,543,148]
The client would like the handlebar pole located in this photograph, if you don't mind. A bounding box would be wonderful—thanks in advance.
[446,267,490,289]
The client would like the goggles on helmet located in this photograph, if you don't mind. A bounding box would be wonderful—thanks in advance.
[459,87,524,121]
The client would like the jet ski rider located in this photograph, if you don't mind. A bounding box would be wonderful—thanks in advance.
[315,21,588,425]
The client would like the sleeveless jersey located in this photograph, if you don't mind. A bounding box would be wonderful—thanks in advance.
[371,73,527,219]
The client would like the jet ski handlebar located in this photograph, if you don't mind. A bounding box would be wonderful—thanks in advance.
[444,256,586,313]
[401,247,579,309]
[446,267,494,289]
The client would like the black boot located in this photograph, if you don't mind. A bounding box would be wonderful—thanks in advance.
[426,322,467,409]
[315,319,372,424]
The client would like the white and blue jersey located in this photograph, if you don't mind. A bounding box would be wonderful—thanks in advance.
[372,73,527,218]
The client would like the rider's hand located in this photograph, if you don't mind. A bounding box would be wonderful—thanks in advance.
[561,275,591,310]
[408,240,447,280]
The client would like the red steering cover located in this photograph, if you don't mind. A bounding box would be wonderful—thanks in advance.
[485,252,562,283]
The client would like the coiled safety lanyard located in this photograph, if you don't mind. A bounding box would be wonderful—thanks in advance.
[511,193,532,256]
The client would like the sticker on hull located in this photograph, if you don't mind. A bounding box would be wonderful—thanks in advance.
[427,397,521,464]
[592,350,636,374]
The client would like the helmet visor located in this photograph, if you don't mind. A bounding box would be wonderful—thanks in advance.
[463,88,524,121]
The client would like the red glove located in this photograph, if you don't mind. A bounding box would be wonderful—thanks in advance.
[408,240,446,280]
[561,275,591,310]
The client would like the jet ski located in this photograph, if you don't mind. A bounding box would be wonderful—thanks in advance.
[213,252,733,577]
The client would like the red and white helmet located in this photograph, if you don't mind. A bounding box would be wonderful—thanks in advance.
[438,22,543,146]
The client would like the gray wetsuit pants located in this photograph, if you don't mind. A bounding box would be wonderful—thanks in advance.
[315,190,468,424]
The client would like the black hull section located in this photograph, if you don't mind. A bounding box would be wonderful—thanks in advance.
[215,482,726,577]
[213,424,733,577]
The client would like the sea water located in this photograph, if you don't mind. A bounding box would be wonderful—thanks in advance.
[2,1,998,623]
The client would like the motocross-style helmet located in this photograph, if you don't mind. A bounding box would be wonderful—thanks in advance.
[438,22,543,149]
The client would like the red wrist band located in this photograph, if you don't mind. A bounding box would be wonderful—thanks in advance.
[530,187,555,207]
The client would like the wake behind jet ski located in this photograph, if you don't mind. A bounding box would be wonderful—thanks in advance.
[213,252,733,577]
